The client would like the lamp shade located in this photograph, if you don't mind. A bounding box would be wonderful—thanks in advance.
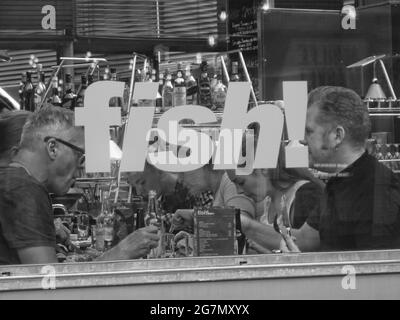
[365,80,387,100]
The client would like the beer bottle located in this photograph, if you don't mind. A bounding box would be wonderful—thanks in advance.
[173,63,187,107]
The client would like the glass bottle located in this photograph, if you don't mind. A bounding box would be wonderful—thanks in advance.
[138,67,156,107]
[162,70,174,110]
[23,72,34,112]
[50,76,62,107]
[102,191,115,250]
[34,72,46,111]
[145,190,165,258]
[76,74,87,108]
[109,68,124,108]
[156,71,164,110]
[145,190,160,227]
[198,61,212,108]
[185,65,197,105]
[212,74,227,110]
[62,74,77,110]
[173,63,187,107]
[231,61,241,82]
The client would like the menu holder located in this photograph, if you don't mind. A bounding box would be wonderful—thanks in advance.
[193,207,240,257]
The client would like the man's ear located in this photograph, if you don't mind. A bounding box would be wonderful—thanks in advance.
[46,139,58,160]
[334,125,346,146]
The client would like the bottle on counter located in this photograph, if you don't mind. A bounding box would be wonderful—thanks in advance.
[104,211,115,250]
[34,72,46,111]
[62,74,77,110]
[185,65,198,105]
[103,67,110,81]
[76,74,88,108]
[145,190,160,227]
[95,211,106,252]
[138,67,156,107]
[231,61,241,82]
[198,61,212,108]
[97,191,115,250]
[210,73,218,92]
[49,76,62,107]
[110,68,118,82]
[212,74,227,110]
[145,190,165,258]
[156,72,164,109]
[162,70,174,110]
[173,63,187,107]
[109,68,124,108]
[23,71,35,112]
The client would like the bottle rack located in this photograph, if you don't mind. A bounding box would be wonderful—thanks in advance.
[365,99,400,174]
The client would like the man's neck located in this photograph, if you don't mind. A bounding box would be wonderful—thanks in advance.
[335,145,366,172]
[12,151,48,185]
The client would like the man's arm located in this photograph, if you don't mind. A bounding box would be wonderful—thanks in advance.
[95,226,160,261]
[17,247,58,264]
[241,215,320,252]
[291,223,320,252]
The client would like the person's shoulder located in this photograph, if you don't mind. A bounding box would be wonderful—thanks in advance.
[298,181,324,194]
[0,167,46,195]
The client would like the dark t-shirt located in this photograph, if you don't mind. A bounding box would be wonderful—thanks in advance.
[292,182,324,229]
[0,167,56,265]
[307,152,400,251]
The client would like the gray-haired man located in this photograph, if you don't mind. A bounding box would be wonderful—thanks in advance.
[0,106,159,265]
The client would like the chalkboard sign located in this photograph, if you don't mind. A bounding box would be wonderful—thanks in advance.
[228,0,260,100]
[229,0,259,53]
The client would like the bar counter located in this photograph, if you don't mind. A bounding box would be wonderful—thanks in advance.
[1,250,400,299]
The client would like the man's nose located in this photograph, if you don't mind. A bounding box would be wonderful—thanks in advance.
[299,139,308,146]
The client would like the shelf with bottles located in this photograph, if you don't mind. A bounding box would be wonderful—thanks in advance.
[367,139,400,172]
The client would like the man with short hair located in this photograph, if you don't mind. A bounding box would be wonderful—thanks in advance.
[0,106,159,265]
[240,86,400,252]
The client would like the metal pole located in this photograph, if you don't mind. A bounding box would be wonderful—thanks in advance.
[127,54,138,118]
[378,59,397,100]
[143,59,148,81]
[114,54,138,203]
[238,51,258,107]
[220,56,230,84]
[39,60,66,110]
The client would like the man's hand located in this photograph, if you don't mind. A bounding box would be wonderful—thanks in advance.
[97,225,160,261]
[171,209,194,233]
[120,226,160,259]
[279,234,301,253]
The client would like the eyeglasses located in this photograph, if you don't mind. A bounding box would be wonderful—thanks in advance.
[44,136,85,166]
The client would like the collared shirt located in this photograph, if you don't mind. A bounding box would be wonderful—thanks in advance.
[307,152,400,251]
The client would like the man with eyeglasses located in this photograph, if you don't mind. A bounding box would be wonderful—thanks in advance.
[0,106,159,265]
